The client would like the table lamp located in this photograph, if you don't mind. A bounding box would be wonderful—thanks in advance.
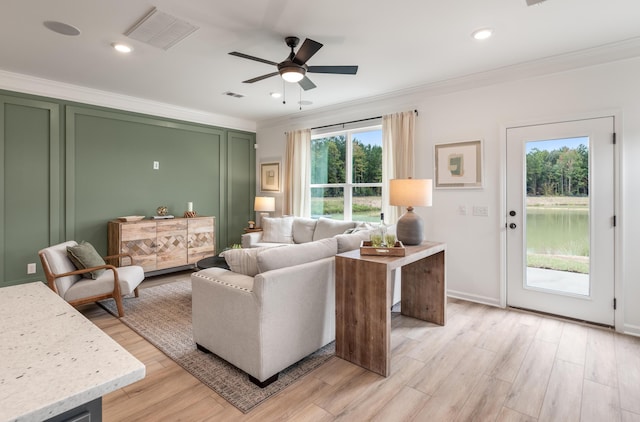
[254,196,275,227]
[389,178,433,245]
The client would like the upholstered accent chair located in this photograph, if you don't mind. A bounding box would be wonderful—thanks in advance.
[38,241,144,317]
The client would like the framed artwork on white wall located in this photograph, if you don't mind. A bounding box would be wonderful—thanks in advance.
[260,162,281,192]
[434,140,483,188]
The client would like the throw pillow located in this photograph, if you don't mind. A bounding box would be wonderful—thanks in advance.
[312,217,356,241]
[292,218,317,244]
[257,237,338,273]
[335,229,374,253]
[67,241,106,279]
[261,216,295,244]
[223,246,274,277]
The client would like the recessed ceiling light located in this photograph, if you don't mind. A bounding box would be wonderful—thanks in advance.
[472,28,493,40]
[112,43,133,53]
[270,92,282,98]
[43,21,81,36]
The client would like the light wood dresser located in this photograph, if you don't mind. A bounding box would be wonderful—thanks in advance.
[108,216,215,275]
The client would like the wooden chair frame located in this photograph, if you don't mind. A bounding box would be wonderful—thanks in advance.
[38,251,140,317]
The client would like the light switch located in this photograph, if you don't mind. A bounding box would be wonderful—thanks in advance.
[153,161,159,170]
[473,206,489,217]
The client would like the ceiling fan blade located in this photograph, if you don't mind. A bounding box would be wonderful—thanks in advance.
[243,72,279,83]
[293,38,323,65]
[307,65,358,75]
[229,51,278,66]
[298,76,317,91]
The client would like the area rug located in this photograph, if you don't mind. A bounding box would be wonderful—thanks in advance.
[99,279,335,413]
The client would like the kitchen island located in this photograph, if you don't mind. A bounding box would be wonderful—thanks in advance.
[0,282,145,422]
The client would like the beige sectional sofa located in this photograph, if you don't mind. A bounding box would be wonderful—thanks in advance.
[241,216,369,249]
[191,217,376,386]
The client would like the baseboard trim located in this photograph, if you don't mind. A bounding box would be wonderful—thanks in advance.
[447,290,502,307]
[623,324,640,337]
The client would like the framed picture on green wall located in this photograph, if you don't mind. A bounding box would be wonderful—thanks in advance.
[260,162,281,192]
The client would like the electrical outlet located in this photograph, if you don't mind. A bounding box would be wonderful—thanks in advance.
[27,263,37,274]
[153,161,159,170]
[472,206,489,217]
[458,205,467,216]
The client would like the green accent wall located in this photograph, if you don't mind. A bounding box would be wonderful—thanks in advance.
[0,90,255,287]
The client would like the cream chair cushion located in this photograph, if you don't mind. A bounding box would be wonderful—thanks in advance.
[63,265,144,302]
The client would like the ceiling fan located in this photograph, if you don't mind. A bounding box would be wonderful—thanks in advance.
[229,36,358,90]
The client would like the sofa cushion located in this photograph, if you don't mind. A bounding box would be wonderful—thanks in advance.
[257,237,338,273]
[292,218,317,244]
[261,216,295,244]
[335,230,375,253]
[67,241,106,279]
[312,218,357,241]
[224,246,275,277]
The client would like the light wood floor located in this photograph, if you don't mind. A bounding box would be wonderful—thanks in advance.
[80,273,640,421]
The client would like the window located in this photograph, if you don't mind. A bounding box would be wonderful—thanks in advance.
[310,125,382,221]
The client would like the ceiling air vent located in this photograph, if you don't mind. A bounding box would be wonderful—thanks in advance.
[125,8,198,50]
[223,91,245,98]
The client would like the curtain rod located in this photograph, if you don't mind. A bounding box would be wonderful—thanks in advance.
[310,109,418,131]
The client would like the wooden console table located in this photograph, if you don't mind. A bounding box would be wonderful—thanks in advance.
[335,241,446,377]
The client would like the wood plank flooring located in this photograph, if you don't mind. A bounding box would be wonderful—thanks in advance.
[80,273,640,421]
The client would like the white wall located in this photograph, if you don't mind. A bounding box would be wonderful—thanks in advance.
[256,56,640,335]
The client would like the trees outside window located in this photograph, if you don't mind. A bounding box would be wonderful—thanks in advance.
[311,127,382,221]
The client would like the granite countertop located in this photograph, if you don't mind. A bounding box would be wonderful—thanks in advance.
[0,282,145,422]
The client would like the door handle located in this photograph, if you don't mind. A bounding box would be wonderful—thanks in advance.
[509,223,517,229]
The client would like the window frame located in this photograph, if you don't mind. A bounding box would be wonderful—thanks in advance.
[310,123,383,221]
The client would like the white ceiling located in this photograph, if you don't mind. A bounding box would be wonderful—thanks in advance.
[2,0,640,124]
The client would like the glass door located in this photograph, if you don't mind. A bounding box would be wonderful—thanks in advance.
[506,117,615,325]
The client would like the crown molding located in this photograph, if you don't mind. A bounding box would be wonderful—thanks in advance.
[0,70,256,133]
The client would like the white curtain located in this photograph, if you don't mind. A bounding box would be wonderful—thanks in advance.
[284,129,311,216]
[382,110,416,223]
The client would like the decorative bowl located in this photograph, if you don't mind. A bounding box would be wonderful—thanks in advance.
[118,215,145,222]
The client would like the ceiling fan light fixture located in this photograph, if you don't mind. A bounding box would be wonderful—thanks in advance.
[280,67,305,83]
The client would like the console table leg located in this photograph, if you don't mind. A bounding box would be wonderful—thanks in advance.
[401,251,446,325]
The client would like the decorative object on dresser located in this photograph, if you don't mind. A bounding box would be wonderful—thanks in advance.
[184,201,197,218]
[389,178,433,245]
[108,216,215,275]
[38,240,144,317]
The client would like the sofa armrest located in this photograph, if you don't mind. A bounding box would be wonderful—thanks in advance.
[241,231,264,248]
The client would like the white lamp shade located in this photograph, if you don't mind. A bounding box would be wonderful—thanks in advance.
[389,179,433,207]
[254,196,275,212]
